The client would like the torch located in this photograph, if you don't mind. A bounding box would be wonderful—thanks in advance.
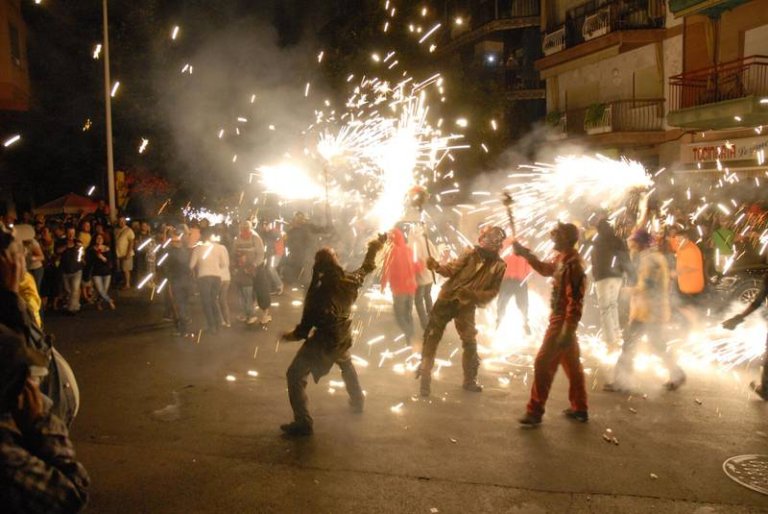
[409,185,436,283]
[502,192,517,239]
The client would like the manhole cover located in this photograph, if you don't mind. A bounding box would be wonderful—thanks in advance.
[723,455,768,495]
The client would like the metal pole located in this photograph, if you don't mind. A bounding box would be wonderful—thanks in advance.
[103,0,116,223]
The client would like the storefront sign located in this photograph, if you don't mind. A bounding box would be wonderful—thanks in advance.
[683,135,768,163]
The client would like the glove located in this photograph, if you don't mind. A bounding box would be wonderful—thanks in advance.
[512,241,532,259]
[368,237,384,251]
[425,257,439,270]
[556,328,576,348]
[722,315,744,331]
[281,331,302,342]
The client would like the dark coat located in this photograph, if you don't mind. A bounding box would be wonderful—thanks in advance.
[291,240,382,381]
[591,220,635,283]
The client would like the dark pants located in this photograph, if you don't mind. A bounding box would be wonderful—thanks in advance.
[253,266,271,311]
[497,278,529,325]
[168,280,191,333]
[527,322,588,417]
[393,294,415,343]
[760,332,768,391]
[419,298,480,384]
[286,344,363,427]
[614,320,685,387]
[197,276,222,331]
[414,284,433,330]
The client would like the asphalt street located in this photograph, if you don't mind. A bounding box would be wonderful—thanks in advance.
[47,287,768,514]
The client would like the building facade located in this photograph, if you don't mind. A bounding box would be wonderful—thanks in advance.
[666,0,768,178]
[0,0,29,111]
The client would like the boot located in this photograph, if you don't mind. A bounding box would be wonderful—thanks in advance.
[462,344,482,393]
[419,373,431,397]
[280,421,313,436]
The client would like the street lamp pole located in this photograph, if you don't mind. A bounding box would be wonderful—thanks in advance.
[102,0,116,223]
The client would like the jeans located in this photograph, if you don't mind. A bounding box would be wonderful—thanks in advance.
[61,271,82,312]
[614,320,685,387]
[197,276,222,331]
[392,294,415,343]
[595,277,623,344]
[238,284,255,319]
[218,280,231,324]
[414,284,433,330]
[92,275,112,303]
[29,267,44,293]
[497,278,529,325]
[286,343,363,427]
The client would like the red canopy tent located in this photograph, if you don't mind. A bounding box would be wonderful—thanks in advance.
[33,193,98,216]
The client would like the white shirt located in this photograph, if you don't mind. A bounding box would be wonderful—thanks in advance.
[189,242,229,279]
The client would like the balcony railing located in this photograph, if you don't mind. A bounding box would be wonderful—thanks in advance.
[541,0,665,54]
[543,26,566,56]
[669,55,768,111]
[549,98,664,137]
[455,0,540,32]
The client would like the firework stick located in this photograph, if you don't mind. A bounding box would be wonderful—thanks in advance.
[502,193,517,239]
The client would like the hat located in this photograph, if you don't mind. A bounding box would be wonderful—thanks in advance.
[629,228,653,247]
[0,329,48,409]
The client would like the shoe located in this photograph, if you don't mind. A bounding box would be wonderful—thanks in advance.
[750,382,768,401]
[162,316,174,322]
[518,413,542,427]
[563,409,589,422]
[462,382,483,393]
[280,421,313,436]
[246,316,259,325]
[664,374,686,391]
[109,301,116,310]
[259,312,272,324]
[221,321,231,328]
[349,398,364,414]
[237,315,246,322]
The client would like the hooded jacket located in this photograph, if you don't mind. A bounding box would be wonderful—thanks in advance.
[381,228,418,295]
[526,247,586,330]
[591,220,634,283]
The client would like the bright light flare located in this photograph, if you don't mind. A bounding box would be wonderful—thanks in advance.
[257,163,324,200]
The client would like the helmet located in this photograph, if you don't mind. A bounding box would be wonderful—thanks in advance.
[478,226,506,252]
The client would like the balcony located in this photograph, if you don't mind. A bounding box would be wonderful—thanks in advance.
[471,63,546,101]
[437,0,540,55]
[536,0,665,77]
[668,0,750,18]
[547,98,667,144]
[668,55,768,129]
[543,26,566,56]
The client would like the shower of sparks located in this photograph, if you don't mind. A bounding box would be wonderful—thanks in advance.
[314,73,466,231]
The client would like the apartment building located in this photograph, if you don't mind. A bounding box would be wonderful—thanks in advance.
[666,0,768,177]
[535,0,683,167]
[436,0,547,141]
[0,0,29,111]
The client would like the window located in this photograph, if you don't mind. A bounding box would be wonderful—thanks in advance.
[9,23,21,67]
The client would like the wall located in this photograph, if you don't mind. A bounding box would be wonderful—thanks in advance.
[556,44,660,109]
[0,0,30,111]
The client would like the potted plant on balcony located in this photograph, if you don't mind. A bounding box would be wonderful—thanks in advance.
[544,110,566,140]
[584,102,611,134]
